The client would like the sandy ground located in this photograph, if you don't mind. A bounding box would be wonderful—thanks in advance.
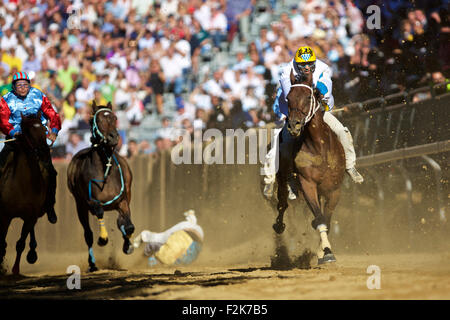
[1,249,449,300]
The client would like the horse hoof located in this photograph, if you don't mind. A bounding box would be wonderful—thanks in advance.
[89,265,98,272]
[97,237,108,246]
[26,250,38,264]
[318,253,337,265]
[123,243,134,255]
[273,222,286,234]
[47,208,57,224]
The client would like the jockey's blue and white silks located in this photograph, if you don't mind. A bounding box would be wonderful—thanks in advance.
[273,58,334,119]
[0,87,61,137]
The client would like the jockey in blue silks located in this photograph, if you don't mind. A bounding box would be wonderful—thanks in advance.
[0,71,61,223]
[263,46,364,199]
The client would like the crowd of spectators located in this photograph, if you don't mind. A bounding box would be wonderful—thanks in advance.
[0,0,448,160]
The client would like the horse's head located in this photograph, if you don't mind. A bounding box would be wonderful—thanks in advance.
[19,110,49,157]
[90,101,119,148]
[286,70,320,137]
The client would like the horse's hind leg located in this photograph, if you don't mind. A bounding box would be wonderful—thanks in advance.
[12,217,37,275]
[26,228,38,264]
[0,216,12,274]
[76,201,98,272]
[117,200,134,255]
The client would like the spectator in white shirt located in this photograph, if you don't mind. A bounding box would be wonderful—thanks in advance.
[1,27,18,51]
[159,45,184,96]
[208,4,228,50]
[75,78,95,105]
[160,0,179,18]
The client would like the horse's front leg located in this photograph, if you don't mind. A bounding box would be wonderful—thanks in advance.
[91,205,108,246]
[299,177,336,264]
[26,228,38,264]
[273,169,289,234]
[0,216,12,274]
[117,200,134,255]
[12,217,37,275]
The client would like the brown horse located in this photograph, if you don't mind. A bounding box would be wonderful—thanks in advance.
[67,101,134,272]
[273,71,345,264]
[0,111,52,274]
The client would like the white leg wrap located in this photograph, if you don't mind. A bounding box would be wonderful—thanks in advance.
[323,112,356,169]
[317,244,325,259]
[317,224,331,250]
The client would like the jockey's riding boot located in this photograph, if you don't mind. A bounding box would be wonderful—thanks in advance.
[263,182,274,199]
[287,174,297,200]
[346,167,364,184]
[287,183,297,200]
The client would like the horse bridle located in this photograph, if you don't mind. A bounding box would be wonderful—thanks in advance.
[290,83,320,124]
[89,108,125,206]
[92,108,112,146]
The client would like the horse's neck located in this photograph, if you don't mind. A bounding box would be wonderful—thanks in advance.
[94,145,115,162]
[303,111,328,153]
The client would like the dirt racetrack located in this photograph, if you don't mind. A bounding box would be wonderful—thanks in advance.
[1,251,450,300]
[1,157,449,300]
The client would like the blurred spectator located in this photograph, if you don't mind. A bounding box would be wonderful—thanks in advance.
[65,131,90,160]
[159,44,184,96]
[208,3,228,50]
[62,92,77,121]
[126,92,144,125]
[127,139,139,159]
[0,0,445,160]
[156,116,177,144]
[146,59,165,115]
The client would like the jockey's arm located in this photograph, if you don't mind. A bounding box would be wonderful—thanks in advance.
[272,86,287,121]
[40,95,62,136]
[273,67,292,121]
[0,97,17,136]
[314,64,334,111]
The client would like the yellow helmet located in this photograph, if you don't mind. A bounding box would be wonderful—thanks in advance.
[294,46,316,63]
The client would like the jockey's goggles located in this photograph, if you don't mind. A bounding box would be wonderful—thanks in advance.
[296,61,316,73]
[15,82,30,88]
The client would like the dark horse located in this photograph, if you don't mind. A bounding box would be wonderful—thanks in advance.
[0,111,52,274]
[273,71,345,264]
[67,101,134,272]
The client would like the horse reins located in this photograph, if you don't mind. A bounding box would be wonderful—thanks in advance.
[290,83,321,124]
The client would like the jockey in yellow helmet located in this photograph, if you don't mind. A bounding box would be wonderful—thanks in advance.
[263,46,363,199]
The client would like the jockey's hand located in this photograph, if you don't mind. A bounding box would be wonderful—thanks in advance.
[47,132,57,146]
[13,131,21,137]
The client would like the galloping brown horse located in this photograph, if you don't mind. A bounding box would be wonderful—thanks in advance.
[0,112,52,274]
[67,101,134,272]
[273,71,345,264]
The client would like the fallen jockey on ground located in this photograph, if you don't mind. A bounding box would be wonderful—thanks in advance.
[133,210,204,266]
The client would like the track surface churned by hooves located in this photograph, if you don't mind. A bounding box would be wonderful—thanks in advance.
[1,253,449,300]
